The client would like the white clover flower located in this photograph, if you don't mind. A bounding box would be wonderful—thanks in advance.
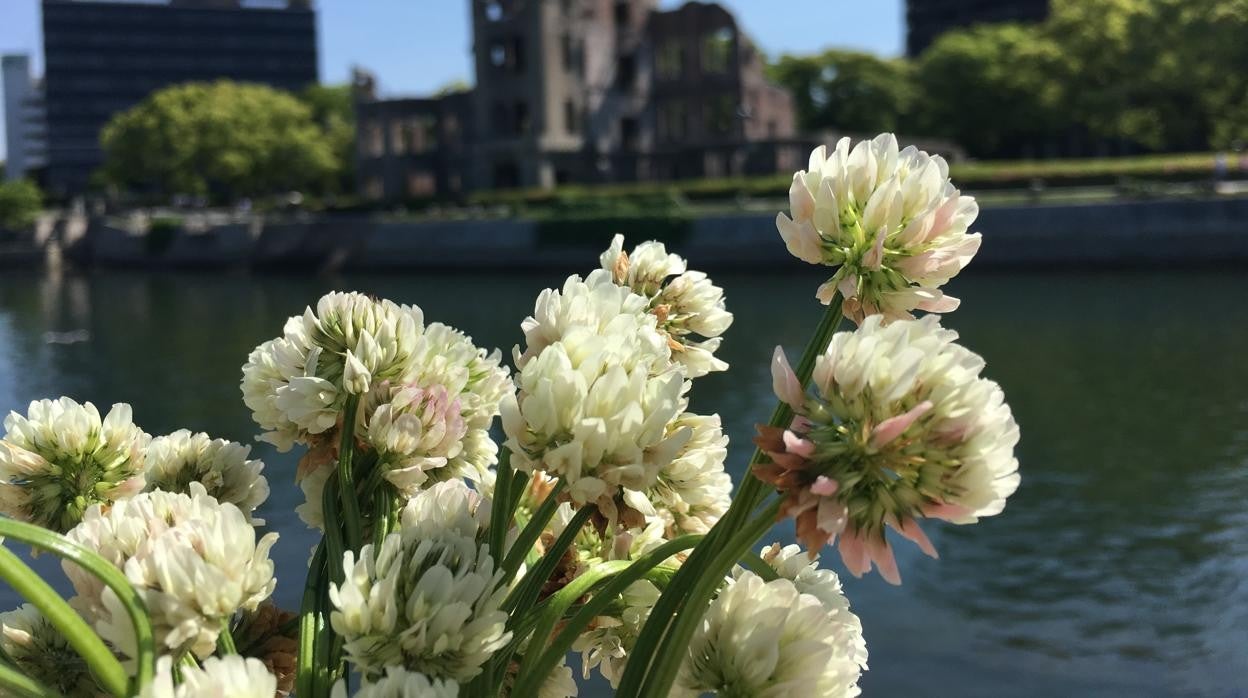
[502,338,688,505]
[777,134,981,323]
[0,397,149,532]
[394,322,512,481]
[678,572,864,698]
[142,655,277,698]
[513,271,670,374]
[758,314,1020,584]
[0,604,97,696]
[242,293,424,450]
[295,458,333,531]
[64,483,278,659]
[599,235,733,378]
[538,657,579,698]
[573,578,661,687]
[330,481,509,682]
[331,666,460,698]
[365,385,466,495]
[743,543,868,672]
[623,412,731,535]
[145,429,270,522]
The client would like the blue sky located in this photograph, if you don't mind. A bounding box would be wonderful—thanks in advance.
[0,0,904,159]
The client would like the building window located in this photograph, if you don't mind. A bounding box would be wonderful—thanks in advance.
[407,171,436,198]
[389,120,406,154]
[489,41,507,68]
[514,100,530,135]
[512,36,526,73]
[613,1,629,28]
[564,100,579,134]
[491,101,510,136]
[484,1,503,21]
[407,115,438,154]
[616,52,636,90]
[656,40,683,80]
[620,117,639,150]
[704,152,725,178]
[705,94,735,135]
[443,114,461,143]
[702,27,733,74]
[659,101,687,142]
[561,34,575,72]
[365,122,384,157]
[364,176,383,201]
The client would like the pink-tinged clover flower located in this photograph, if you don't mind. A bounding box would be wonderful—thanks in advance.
[754,315,1019,584]
[776,134,981,324]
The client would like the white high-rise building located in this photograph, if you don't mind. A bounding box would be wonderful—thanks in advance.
[2,54,48,182]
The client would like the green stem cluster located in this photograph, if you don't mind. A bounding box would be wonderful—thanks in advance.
[614,293,845,697]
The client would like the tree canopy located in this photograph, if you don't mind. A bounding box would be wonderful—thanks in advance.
[0,179,42,232]
[769,0,1248,158]
[100,80,339,199]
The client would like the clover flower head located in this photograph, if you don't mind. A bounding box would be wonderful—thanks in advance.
[0,397,149,532]
[330,480,508,682]
[757,314,1020,584]
[0,604,96,696]
[64,483,278,659]
[678,572,864,698]
[777,134,980,323]
[366,384,467,495]
[626,412,731,536]
[142,655,277,698]
[598,235,733,378]
[145,429,270,522]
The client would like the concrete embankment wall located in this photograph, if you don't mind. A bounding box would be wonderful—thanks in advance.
[66,196,1248,271]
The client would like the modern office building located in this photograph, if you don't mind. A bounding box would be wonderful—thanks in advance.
[905,0,1049,56]
[2,54,48,183]
[354,0,799,200]
[40,0,318,195]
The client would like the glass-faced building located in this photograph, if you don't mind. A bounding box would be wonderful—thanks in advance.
[40,0,318,196]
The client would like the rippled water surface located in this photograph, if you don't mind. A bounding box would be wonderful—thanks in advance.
[1,267,1246,697]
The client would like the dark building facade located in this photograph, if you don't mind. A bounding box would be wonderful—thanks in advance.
[41,0,318,195]
[905,0,1049,57]
[354,0,799,200]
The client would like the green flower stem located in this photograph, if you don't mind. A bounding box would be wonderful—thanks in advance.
[617,295,845,696]
[0,519,153,695]
[0,545,127,697]
[322,476,346,586]
[216,619,237,655]
[371,483,394,551]
[634,499,783,698]
[499,478,566,585]
[295,541,327,698]
[502,503,595,614]
[511,534,702,698]
[337,395,363,552]
[481,449,511,564]
[740,551,781,581]
[0,662,58,698]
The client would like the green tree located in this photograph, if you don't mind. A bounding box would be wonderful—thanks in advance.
[100,80,337,200]
[914,23,1065,157]
[0,179,42,231]
[299,83,356,195]
[768,50,915,133]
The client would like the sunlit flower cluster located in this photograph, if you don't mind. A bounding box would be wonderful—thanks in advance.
[330,481,509,682]
[142,655,277,698]
[758,314,1020,583]
[622,412,731,536]
[503,274,689,504]
[777,134,981,323]
[64,483,278,659]
[365,385,467,495]
[0,398,149,532]
[678,571,863,697]
[145,429,270,522]
[598,234,733,377]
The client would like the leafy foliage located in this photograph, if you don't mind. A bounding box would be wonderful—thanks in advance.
[100,80,338,199]
[0,179,42,231]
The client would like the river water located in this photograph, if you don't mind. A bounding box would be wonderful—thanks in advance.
[0,266,1245,697]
